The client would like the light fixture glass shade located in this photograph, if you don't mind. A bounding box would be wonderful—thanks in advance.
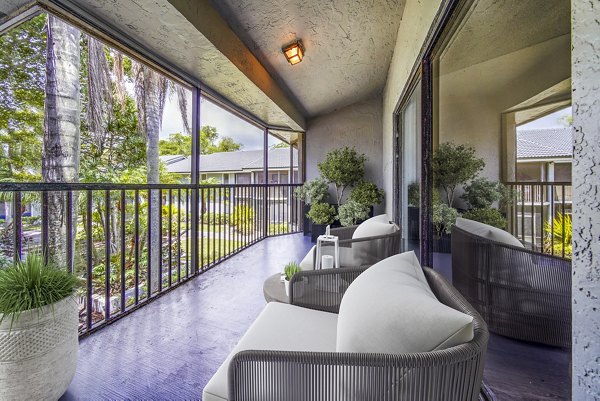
[283,41,304,65]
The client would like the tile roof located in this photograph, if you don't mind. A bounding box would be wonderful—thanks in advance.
[516,128,572,159]
[160,148,298,174]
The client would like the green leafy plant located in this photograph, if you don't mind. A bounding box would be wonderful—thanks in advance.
[318,147,367,206]
[337,200,370,227]
[284,261,301,281]
[294,178,330,204]
[544,213,572,258]
[461,178,504,209]
[462,208,507,229]
[230,205,255,234]
[432,200,459,235]
[408,182,420,207]
[350,181,384,207]
[307,202,336,225]
[432,142,484,206]
[0,253,79,324]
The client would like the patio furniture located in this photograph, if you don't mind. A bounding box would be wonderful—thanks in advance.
[262,273,288,303]
[451,217,571,348]
[299,214,401,270]
[203,252,488,401]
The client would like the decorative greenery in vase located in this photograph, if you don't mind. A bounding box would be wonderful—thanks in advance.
[284,261,302,282]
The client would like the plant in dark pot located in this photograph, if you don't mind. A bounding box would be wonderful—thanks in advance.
[349,180,384,219]
[307,202,336,242]
[0,253,80,400]
[407,182,420,240]
[295,178,330,236]
[337,200,370,227]
[432,198,458,253]
[318,147,366,207]
[461,177,508,229]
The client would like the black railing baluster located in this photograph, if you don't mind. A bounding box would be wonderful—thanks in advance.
[13,191,22,263]
[531,184,535,250]
[520,184,525,243]
[86,190,93,330]
[168,189,173,288]
[104,190,111,321]
[66,191,73,273]
[176,189,181,283]
[551,185,555,256]
[185,188,189,279]
[158,190,163,293]
[41,191,49,263]
[561,185,566,259]
[120,190,126,313]
[147,189,152,299]
[540,183,544,254]
[134,190,140,305]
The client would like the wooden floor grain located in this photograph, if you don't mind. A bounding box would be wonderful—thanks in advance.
[60,237,571,400]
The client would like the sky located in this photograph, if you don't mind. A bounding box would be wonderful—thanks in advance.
[518,106,571,131]
[161,91,279,150]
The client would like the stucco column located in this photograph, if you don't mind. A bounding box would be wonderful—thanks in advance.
[572,0,600,398]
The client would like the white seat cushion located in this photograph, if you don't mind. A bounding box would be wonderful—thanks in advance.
[455,217,523,248]
[203,303,338,401]
[351,214,398,266]
[336,252,473,354]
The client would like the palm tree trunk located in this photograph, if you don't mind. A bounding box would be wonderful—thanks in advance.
[42,16,81,266]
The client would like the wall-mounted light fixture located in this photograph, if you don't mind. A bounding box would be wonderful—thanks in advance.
[282,40,304,65]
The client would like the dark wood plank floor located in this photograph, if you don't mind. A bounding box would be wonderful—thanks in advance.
[60,236,571,400]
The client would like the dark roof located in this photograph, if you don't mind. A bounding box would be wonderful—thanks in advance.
[160,148,298,174]
[516,128,572,159]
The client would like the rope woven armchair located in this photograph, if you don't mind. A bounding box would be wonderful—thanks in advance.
[208,266,489,401]
[451,222,571,348]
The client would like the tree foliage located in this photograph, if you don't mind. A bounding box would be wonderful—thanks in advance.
[307,202,336,225]
[350,181,384,207]
[462,208,507,229]
[461,178,504,209]
[337,200,370,227]
[294,178,329,204]
[432,142,484,207]
[318,147,366,206]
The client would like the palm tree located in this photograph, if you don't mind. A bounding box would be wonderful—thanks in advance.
[42,15,81,265]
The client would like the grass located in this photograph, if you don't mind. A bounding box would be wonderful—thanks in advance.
[0,253,79,324]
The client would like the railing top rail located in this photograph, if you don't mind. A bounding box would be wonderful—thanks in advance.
[503,181,572,186]
[0,182,302,191]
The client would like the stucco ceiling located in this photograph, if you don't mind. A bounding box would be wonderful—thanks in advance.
[209,0,406,118]
[440,0,570,74]
[1,0,305,131]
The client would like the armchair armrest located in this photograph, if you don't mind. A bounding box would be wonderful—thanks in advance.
[330,225,358,240]
[289,267,368,313]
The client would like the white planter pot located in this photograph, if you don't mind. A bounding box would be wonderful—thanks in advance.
[0,295,79,401]
[284,279,290,297]
[285,279,305,298]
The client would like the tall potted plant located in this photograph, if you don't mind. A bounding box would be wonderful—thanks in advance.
[349,180,384,218]
[317,147,366,207]
[295,178,329,236]
[0,254,80,400]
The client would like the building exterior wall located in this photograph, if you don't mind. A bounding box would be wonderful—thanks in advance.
[571,0,600,396]
[305,96,384,208]
[382,0,444,217]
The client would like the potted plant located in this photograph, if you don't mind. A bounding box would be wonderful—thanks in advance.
[337,200,370,227]
[294,178,330,236]
[432,199,459,253]
[306,202,336,242]
[460,177,508,228]
[283,261,302,297]
[407,182,420,240]
[349,180,384,218]
[317,147,366,207]
[0,253,80,400]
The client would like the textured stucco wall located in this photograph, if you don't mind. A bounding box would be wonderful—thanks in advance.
[382,0,443,217]
[305,97,383,210]
[572,0,600,398]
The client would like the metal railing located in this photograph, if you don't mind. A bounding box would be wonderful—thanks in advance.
[0,182,303,336]
[504,181,572,258]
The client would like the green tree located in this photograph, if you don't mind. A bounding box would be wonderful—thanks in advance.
[159,133,191,156]
[318,147,366,206]
[159,127,243,156]
[432,142,484,207]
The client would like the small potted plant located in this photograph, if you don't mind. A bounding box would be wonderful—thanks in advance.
[283,261,302,297]
[0,253,80,400]
[306,202,336,242]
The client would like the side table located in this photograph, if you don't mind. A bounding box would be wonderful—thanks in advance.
[263,273,288,303]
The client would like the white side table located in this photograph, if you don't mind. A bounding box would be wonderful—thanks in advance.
[315,233,340,269]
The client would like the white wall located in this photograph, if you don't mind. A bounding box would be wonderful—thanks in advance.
[382,0,444,217]
[571,0,600,396]
[305,96,384,208]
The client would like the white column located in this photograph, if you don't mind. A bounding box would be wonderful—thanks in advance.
[572,0,600,398]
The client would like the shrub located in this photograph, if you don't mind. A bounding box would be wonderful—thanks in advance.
[544,213,572,258]
[432,201,458,235]
[268,223,290,235]
[350,181,384,207]
[307,202,336,225]
[432,142,484,206]
[284,261,301,281]
[337,200,370,227]
[462,208,507,229]
[201,212,228,225]
[318,147,367,205]
[294,178,330,204]
[0,253,79,324]
[462,178,504,209]
[408,182,420,207]
[230,205,255,233]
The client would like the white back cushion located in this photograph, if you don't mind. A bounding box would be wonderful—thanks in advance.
[336,252,474,354]
[455,217,523,248]
[351,214,398,265]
